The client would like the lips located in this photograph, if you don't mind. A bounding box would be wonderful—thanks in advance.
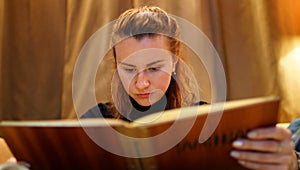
[136,93,151,98]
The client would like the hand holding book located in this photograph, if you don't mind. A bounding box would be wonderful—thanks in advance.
[231,126,298,170]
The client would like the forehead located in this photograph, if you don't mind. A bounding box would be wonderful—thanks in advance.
[115,36,171,63]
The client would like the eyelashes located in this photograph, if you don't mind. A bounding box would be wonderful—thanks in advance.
[122,66,162,73]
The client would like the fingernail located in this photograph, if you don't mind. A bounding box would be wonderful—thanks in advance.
[238,160,246,165]
[247,131,257,138]
[233,140,243,147]
[230,151,240,158]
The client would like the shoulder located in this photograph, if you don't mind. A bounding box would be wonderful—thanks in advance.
[288,118,300,152]
[288,118,300,134]
[80,102,115,119]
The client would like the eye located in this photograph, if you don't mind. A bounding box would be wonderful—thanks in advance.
[147,66,160,72]
[123,68,136,73]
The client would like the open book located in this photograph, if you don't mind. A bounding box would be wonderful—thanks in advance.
[0,96,279,170]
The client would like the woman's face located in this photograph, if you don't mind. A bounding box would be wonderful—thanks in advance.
[115,36,177,106]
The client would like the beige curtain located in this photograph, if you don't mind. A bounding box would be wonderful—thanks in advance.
[0,0,4,118]
[1,0,66,120]
[1,0,299,122]
[61,0,132,119]
[0,0,131,120]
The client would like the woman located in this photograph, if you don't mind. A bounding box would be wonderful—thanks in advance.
[81,6,298,169]
[82,6,201,121]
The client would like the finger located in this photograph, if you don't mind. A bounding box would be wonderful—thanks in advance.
[232,139,295,153]
[247,127,292,140]
[237,160,289,170]
[230,150,293,165]
[6,157,17,163]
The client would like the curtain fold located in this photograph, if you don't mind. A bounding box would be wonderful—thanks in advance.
[0,0,4,118]
[1,0,66,120]
[218,0,279,99]
[61,0,132,119]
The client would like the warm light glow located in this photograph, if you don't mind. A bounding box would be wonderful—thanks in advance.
[280,46,300,71]
[279,45,300,121]
[286,46,300,64]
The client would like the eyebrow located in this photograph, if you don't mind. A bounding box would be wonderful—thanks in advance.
[119,60,165,67]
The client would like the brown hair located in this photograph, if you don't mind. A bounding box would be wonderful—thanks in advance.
[109,6,199,119]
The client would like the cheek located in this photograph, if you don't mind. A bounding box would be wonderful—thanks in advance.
[117,72,133,93]
[154,72,172,92]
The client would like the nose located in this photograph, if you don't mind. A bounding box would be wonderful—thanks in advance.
[135,71,150,90]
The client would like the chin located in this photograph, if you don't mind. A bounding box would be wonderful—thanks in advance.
[137,101,152,107]
[134,98,152,106]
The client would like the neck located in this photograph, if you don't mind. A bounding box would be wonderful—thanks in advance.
[128,96,167,120]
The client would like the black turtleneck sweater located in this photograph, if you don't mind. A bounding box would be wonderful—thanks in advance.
[80,97,207,122]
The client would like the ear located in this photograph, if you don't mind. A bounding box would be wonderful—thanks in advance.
[172,56,178,72]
